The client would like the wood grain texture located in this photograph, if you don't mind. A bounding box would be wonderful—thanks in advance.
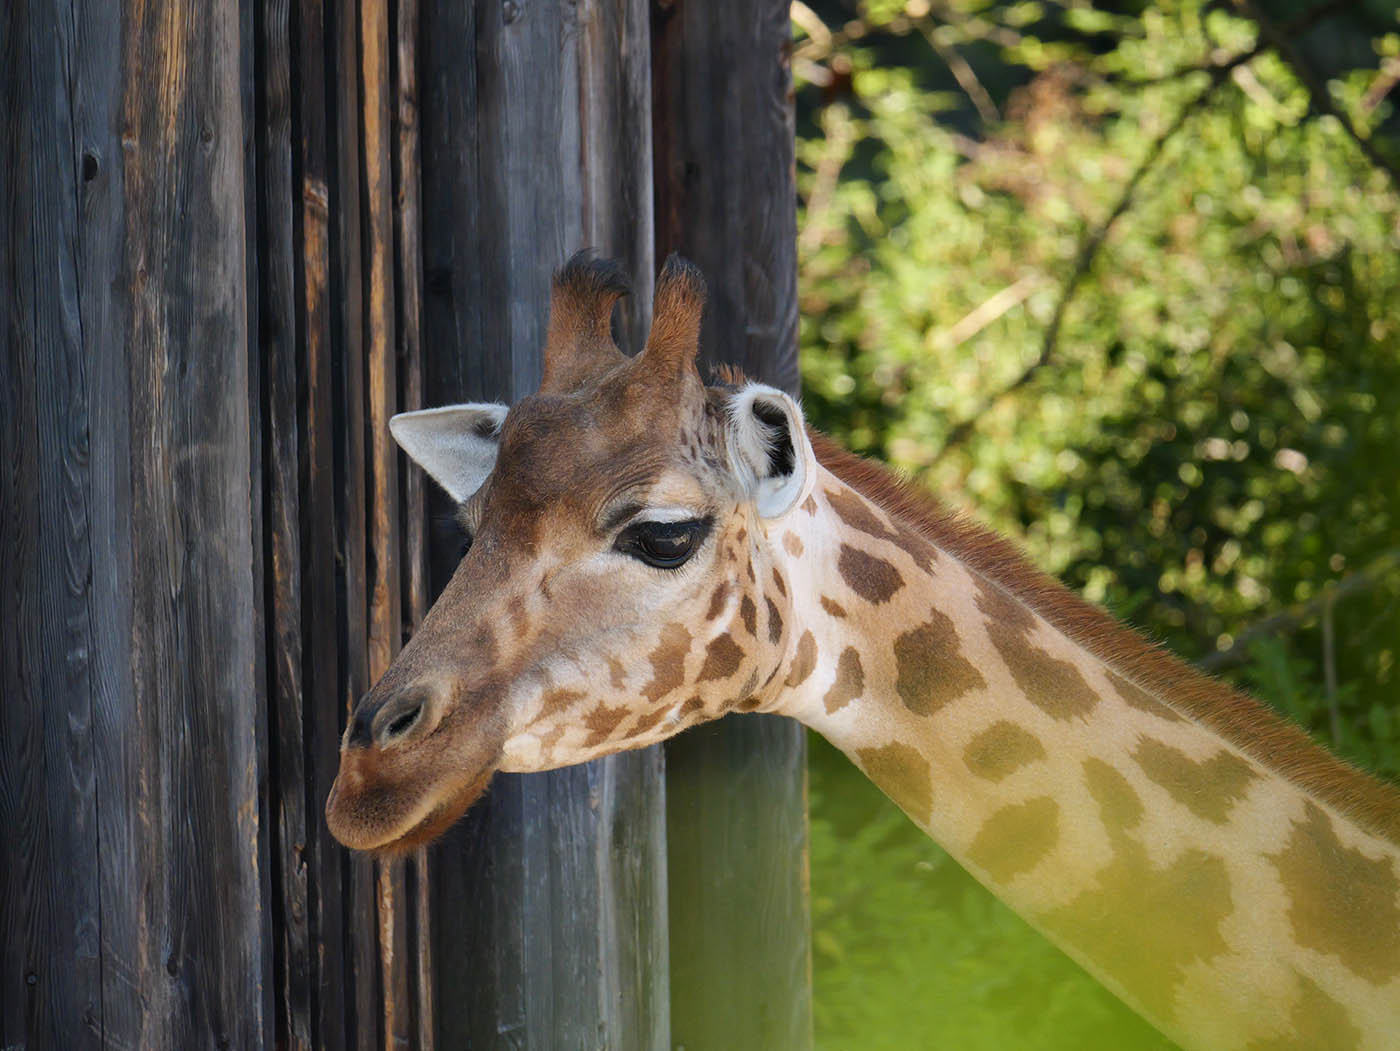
[652,0,813,1047]
[4,0,807,1045]
[421,1,668,1048]
[359,0,417,1044]
[5,0,274,1043]
[393,0,437,1044]
[255,0,317,1045]
[327,0,382,1045]
[1,2,104,1045]
[293,1,356,1047]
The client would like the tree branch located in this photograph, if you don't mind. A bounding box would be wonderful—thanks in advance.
[1198,547,1400,673]
[932,62,1236,460]
[1234,0,1400,193]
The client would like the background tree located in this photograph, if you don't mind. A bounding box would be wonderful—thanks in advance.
[792,0,1400,1046]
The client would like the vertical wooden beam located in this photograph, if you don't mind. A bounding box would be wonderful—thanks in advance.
[6,0,273,1043]
[652,1,813,1048]
[392,0,436,1044]
[420,1,668,1047]
[358,0,419,1045]
[290,0,357,1046]
[254,0,323,1045]
[1,0,105,1044]
[326,0,381,1045]
[114,0,269,1039]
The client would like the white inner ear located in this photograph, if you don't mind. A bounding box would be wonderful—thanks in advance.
[725,383,814,519]
[389,402,508,503]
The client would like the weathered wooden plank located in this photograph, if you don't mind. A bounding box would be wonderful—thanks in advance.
[289,0,354,1046]
[392,0,437,1040]
[254,0,318,1044]
[0,2,104,1044]
[109,0,267,1044]
[69,0,138,1041]
[359,0,417,1044]
[327,0,381,1044]
[421,1,667,1047]
[652,0,813,1047]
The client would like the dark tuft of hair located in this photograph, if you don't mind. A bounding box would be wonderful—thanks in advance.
[554,251,631,301]
[657,253,706,298]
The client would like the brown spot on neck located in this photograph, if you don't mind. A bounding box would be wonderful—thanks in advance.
[540,688,586,717]
[642,623,692,703]
[827,485,902,544]
[739,594,757,636]
[967,797,1059,882]
[823,647,864,714]
[784,630,818,688]
[1042,842,1233,1024]
[705,580,731,621]
[770,567,787,597]
[698,633,744,682]
[765,596,784,645]
[630,703,676,738]
[855,741,932,820]
[1133,738,1258,825]
[892,610,987,716]
[1108,669,1183,723]
[1244,973,1362,1051]
[827,485,937,570]
[582,701,631,748]
[1082,757,1144,834]
[962,722,1046,783]
[976,588,1097,721]
[819,595,846,618]
[607,655,628,690]
[783,532,804,557]
[1268,801,1400,984]
[838,544,904,605]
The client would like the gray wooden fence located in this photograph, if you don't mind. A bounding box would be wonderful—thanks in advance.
[0,0,810,1048]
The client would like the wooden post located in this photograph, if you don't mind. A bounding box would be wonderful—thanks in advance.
[652,1,814,1048]
[1,0,271,1047]
[2,0,810,1046]
[419,1,669,1047]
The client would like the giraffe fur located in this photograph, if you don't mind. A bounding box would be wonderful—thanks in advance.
[326,255,1400,1050]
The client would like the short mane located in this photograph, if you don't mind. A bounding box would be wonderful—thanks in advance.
[809,430,1400,846]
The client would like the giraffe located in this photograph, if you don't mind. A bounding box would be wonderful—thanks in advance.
[325,254,1400,1051]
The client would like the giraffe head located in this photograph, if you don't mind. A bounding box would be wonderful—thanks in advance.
[325,255,818,853]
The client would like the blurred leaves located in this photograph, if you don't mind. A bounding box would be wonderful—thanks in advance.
[796,0,1400,1046]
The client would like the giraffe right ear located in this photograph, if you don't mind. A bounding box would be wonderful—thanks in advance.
[724,384,817,519]
[389,403,509,503]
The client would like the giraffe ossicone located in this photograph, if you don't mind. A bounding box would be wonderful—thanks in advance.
[326,254,1400,1051]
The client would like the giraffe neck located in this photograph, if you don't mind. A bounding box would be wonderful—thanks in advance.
[774,441,1400,1051]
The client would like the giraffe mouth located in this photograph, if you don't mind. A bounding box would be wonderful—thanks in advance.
[325,753,498,854]
[364,770,497,857]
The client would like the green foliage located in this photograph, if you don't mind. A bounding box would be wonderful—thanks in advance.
[795,0,1400,1046]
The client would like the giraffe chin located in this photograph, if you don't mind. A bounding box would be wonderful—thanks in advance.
[326,766,496,856]
[367,771,497,858]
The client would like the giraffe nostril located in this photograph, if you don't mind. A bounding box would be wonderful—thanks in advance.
[383,701,423,741]
[374,688,432,747]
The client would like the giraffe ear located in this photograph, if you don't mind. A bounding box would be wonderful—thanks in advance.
[724,383,815,519]
[389,403,509,503]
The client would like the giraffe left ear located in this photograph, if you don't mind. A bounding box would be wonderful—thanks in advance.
[724,383,816,519]
[389,402,508,503]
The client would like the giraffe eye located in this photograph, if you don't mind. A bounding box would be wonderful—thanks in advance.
[616,517,713,570]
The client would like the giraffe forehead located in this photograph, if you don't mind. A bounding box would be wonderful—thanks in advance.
[489,387,721,517]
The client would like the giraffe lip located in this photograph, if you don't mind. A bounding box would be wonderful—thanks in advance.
[325,750,499,854]
[369,770,497,856]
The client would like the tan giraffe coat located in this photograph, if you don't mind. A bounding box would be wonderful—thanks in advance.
[326,255,1400,1050]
